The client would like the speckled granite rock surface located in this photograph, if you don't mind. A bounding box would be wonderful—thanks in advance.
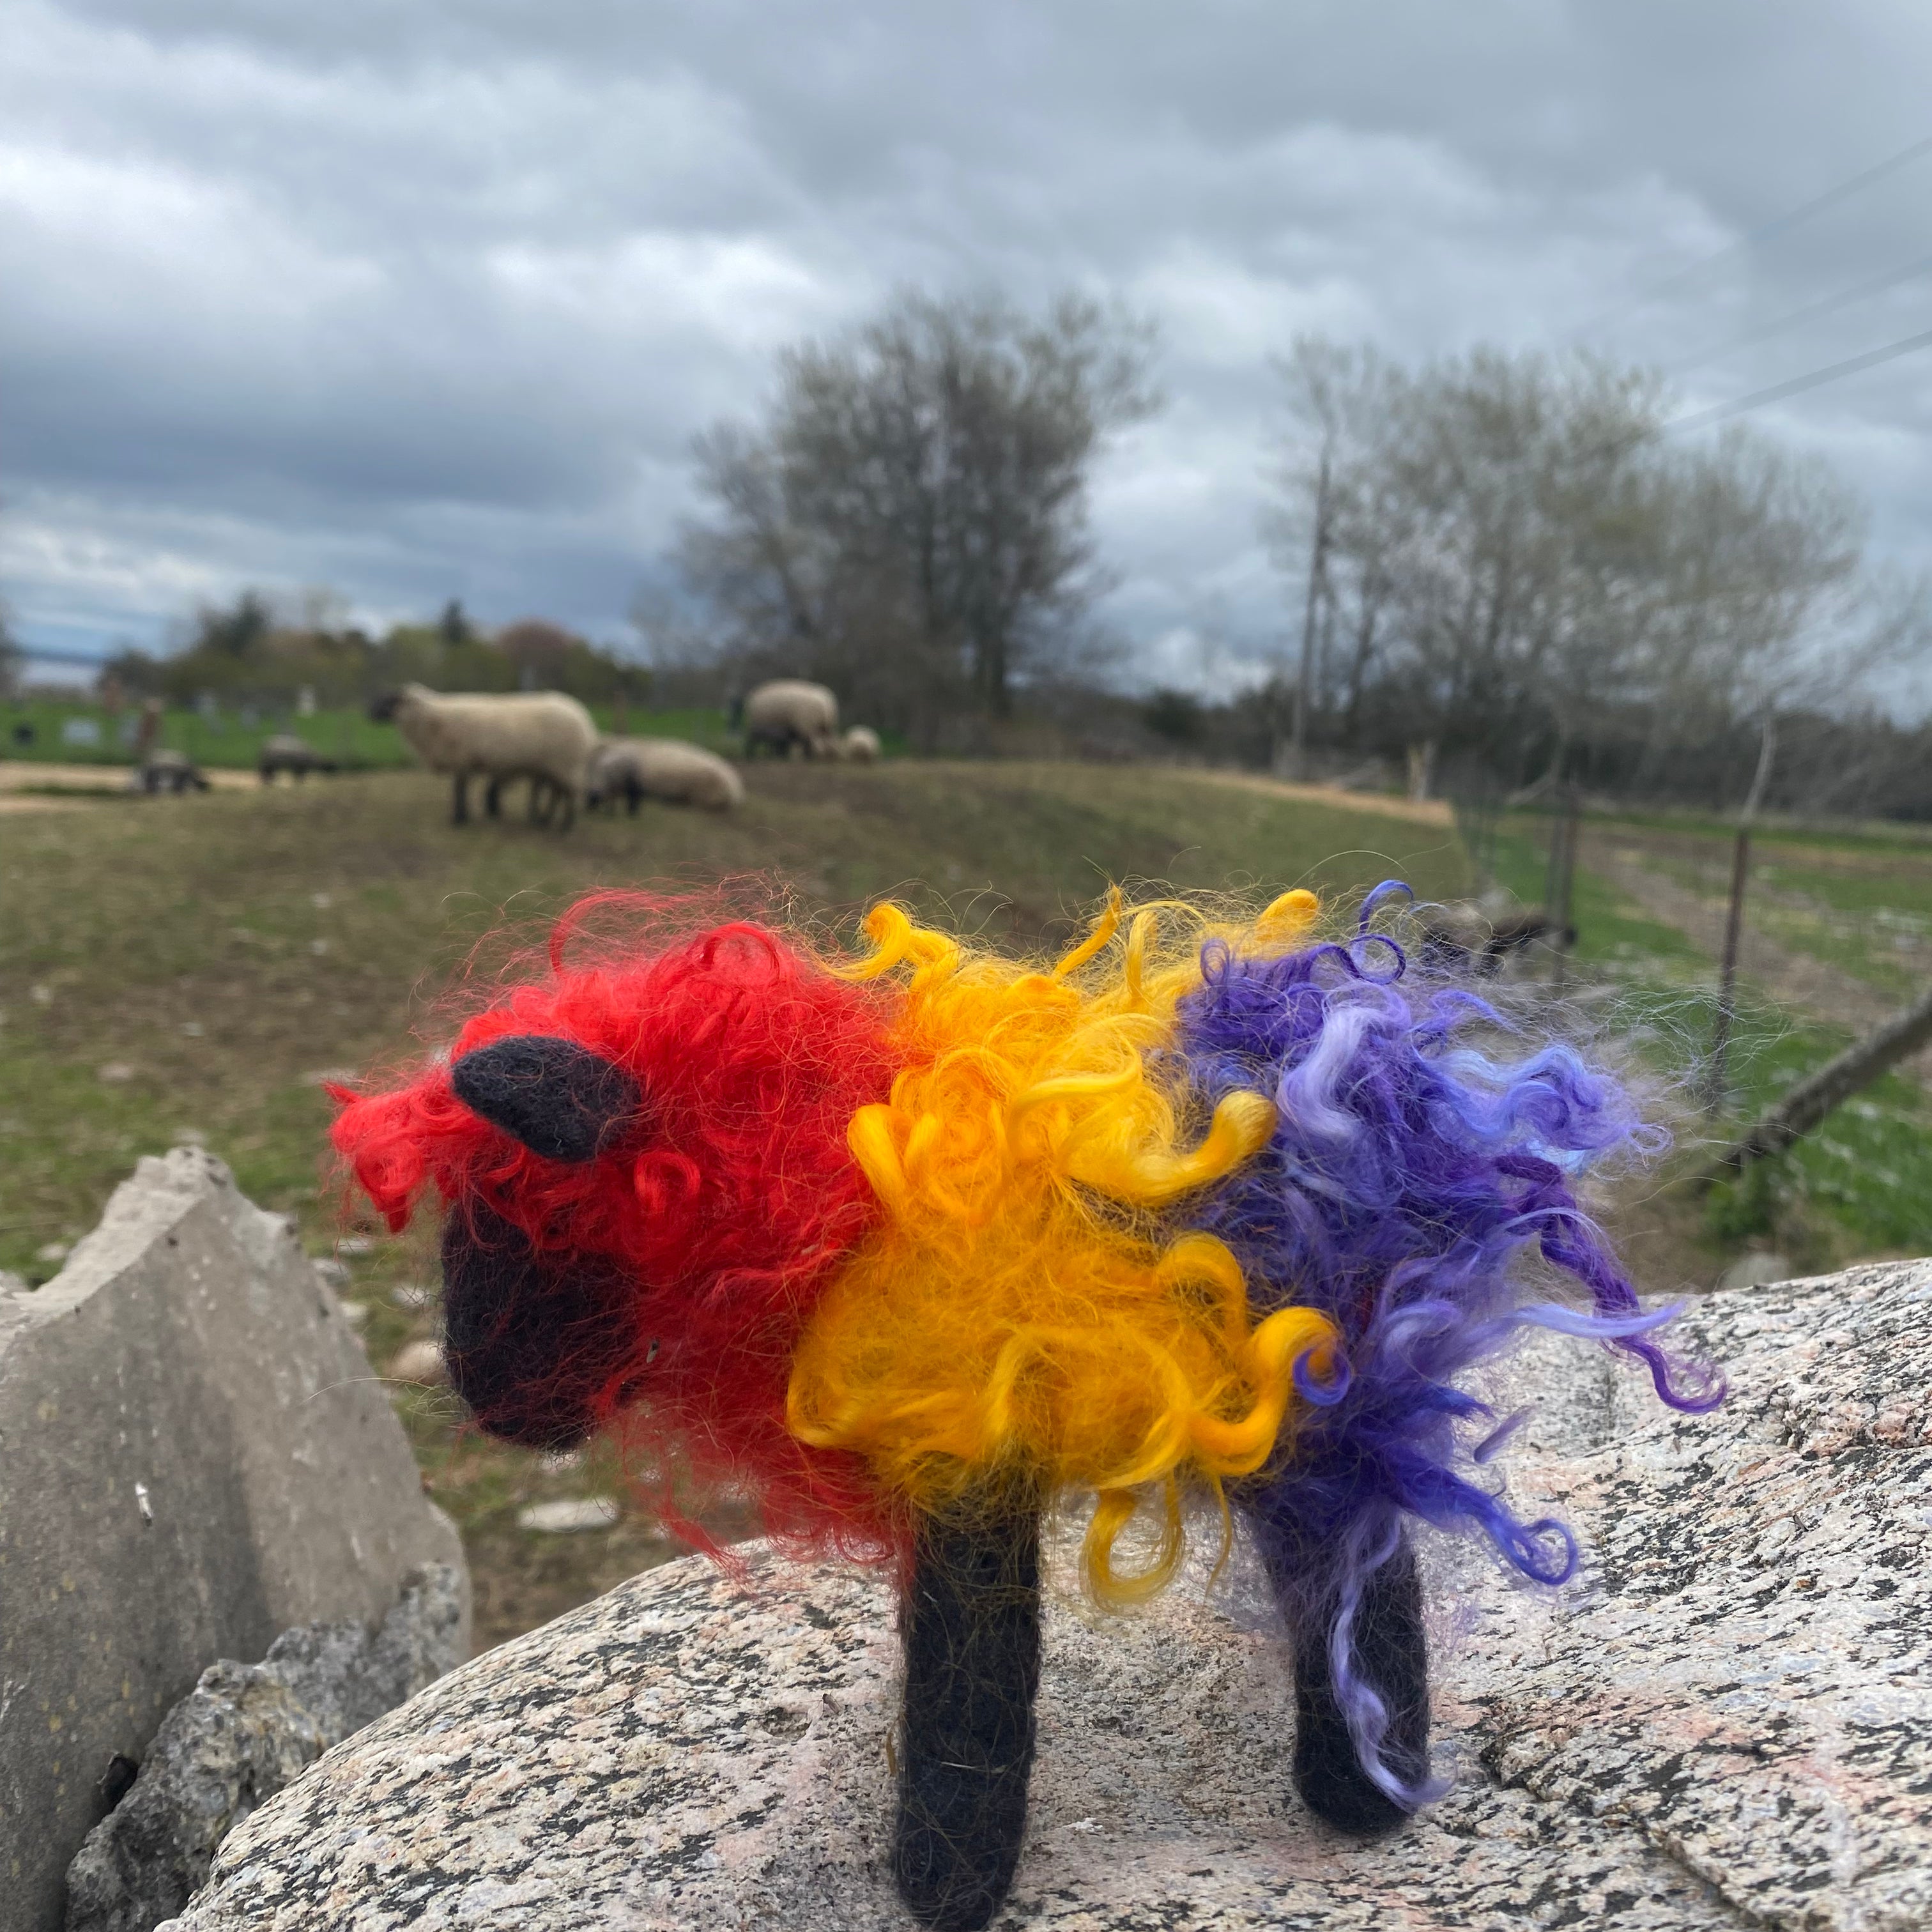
[168,1261,1932,1930]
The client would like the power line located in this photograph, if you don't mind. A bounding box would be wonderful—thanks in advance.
[1669,249,1932,374]
[1577,129,1932,338]
[1670,323,1932,431]
[1705,132,1932,254]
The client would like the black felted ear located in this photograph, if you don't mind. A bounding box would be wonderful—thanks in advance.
[440,1204,634,1450]
[450,1034,642,1163]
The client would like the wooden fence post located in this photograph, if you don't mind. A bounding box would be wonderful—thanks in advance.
[1706,824,1753,1108]
[1547,787,1581,995]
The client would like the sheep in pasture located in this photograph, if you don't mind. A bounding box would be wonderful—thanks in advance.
[742,678,839,759]
[135,749,210,795]
[838,724,881,763]
[258,733,338,783]
[586,737,744,815]
[369,684,597,831]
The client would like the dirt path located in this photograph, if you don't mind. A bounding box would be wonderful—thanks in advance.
[0,760,257,808]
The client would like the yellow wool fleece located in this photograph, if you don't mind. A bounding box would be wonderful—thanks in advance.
[786,889,1338,1600]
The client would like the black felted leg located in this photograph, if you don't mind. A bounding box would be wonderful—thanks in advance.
[452,771,470,824]
[895,1502,1041,1932]
[1286,1533,1429,1836]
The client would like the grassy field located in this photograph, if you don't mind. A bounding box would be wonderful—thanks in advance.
[1491,812,1932,1262]
[1,760,1471,1644]
[10,762,1929,1647]
[1,696,740,770]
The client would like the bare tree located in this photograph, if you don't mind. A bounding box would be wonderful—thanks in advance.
[1261,341,1408,769]
[678,289,1158,732]
[496,618,579,691]
[1262,342,1880,788]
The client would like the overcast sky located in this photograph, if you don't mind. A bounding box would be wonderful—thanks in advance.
[7,1,1932,700]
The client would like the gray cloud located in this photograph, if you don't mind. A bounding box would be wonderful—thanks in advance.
[5,0,1932,703]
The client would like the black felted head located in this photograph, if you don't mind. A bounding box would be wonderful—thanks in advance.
[440,1202,636,1450]
[450,1033,643,1163]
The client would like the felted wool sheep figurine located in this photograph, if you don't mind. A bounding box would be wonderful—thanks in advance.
[330,885,1718,1931]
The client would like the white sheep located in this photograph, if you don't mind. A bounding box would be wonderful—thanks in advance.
[837,724,882,763]
[740,679,839,759]
[585,737,745,814]
[371,684,597,830]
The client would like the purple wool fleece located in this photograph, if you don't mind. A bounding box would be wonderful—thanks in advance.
[1177,883,1722,1806]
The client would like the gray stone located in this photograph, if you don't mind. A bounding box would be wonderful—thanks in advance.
[65,1564,465,1932]
[0,1148,468,1932]
[385,1338,445,1386]
[169,1260,1932,1931]
[515,1498,620,1535]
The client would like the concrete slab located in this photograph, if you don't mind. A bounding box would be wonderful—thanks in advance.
[0,1148,466,1932]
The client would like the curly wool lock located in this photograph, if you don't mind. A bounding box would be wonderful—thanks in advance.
[330,902,905,1551]
[1176,884,1724,1808]
[789,892,1339,1597]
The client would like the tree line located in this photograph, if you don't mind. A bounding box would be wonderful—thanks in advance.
[1255,338,1924,806]
[50,284,1929,813]
[661,288,1928,810]
[100,599,650,712]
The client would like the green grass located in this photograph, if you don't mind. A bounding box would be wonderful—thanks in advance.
[1607,818,1932,1008]
[13,761,1926,1646]
[1489,825,1707,972]
[1713,1010,1932,1251]
[0,698,742,770]
[1559,801,1932,857]
[1487,814,1932,1257]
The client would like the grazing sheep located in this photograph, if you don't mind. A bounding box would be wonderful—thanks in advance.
[370,684,597,830]
[838,724,882,763]
[742,678,839,759]
[258,732,338,784]
[586,737,744,815]
[135,749,210,795]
